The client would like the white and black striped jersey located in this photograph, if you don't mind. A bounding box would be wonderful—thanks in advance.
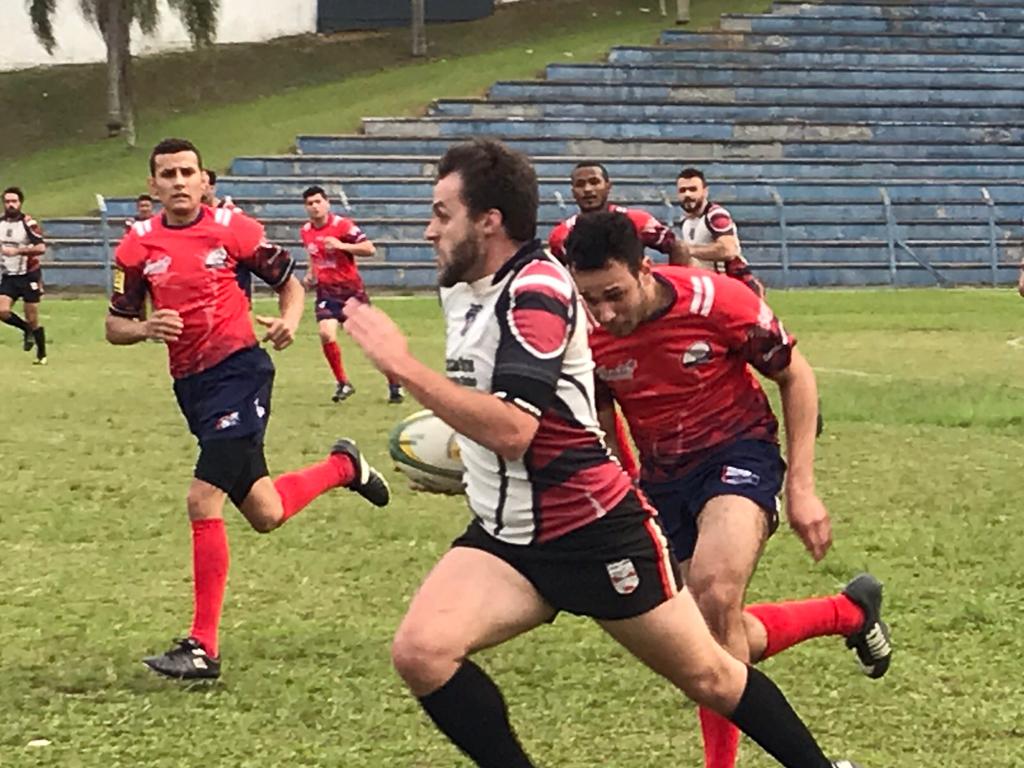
[441,241,634,546]
[1,213,45,275]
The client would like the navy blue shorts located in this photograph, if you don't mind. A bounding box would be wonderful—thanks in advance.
[173,345,275,444]
[640,439,784,562]
[315,286,369,322]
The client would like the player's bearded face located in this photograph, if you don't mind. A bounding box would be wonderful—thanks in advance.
[150,151,204,222]
[677,179,707,214]
[437,225,483,288]
[3,196,20,217]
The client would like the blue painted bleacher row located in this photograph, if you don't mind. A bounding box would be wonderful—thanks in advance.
[49,0,1024,288]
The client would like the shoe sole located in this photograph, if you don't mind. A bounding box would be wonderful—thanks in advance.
[843,574,891,679]
[331,438,391,507]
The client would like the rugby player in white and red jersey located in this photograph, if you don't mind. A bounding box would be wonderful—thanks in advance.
[342,139,864,768]
[566,211,892,768]
[676,167,765,297]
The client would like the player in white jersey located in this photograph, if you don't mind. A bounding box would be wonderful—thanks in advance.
[0,187,48,364]
[342,139,861,768]
[676,167,765,297]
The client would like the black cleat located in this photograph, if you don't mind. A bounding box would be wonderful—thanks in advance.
[142,637,220,680]
[843,573,892,679]
[23,329,34,352]
[388,387,404,405]
[332,438,390,507]
[332,381,355,402]
[831,761,864,768]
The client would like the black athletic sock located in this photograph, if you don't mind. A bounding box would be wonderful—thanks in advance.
[33,326,46,359]
[729,666,832,768]
[418,660,536,768]
[3,313,29,332]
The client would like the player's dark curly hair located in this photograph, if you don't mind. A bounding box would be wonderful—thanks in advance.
[564,211,644,276]
[437,139,538,242]
[149,138,203,176]
[677,167,706,185]
[302,185,328,201]
[3,186,24,202]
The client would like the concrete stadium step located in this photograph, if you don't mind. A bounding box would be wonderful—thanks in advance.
[773,0,1024,9]
[295,136,1024,169]
[606,45,1024,69]
[359,117,1024,146]
[721,14,1024,35]
[430,98,1022,125]
[486,80,1024,106]
[234,155,1024,185]
[773,3,1024,19]
[543,62,1024,90]
[659,29,1024,53]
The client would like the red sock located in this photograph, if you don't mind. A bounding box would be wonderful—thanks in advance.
[746,594,865,661]
[613,412,639,479]
[322,341,346,383]
[699,706,740,768]
[273,453,356,522]
[189,518,229,658]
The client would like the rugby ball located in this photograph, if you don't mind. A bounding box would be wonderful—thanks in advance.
[388,409,465,494]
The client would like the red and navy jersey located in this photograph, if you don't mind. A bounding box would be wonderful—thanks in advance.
[590,266,794,483]
[300,214,367,294]
[109,205,295,379]
[441,241,635,545]
[548,204,676,262]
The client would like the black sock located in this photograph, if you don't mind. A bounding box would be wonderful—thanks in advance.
[3,313,28,332]
[729,667,832,768]
[33,326,46,359]
[418,660,536,768]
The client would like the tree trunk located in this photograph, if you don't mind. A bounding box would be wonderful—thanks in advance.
[103,0,124,138]
[117,1,136,148]
[411,0,427,57]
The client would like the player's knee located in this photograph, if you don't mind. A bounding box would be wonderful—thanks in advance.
[691,581,745,638]
[679,653,740,711]
[247,514,279,534]
[186,487,222,522]
[318,329,334,345]
[391,623,462,691]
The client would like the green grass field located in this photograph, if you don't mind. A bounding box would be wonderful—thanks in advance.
[2,288,1024,766]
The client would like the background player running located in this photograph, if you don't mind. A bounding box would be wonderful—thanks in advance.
[300,184,402,404]
[106,138,390,681]
[1,186,48,364]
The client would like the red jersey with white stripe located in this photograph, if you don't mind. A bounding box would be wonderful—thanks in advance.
[548,205,676,262]
[590,266,794,483]
[110,206,295,379]
[441,241,635,545]
[300,214,367,294]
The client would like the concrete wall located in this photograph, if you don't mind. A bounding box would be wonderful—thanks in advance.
[1,0,317,72]
[317,0,494,31]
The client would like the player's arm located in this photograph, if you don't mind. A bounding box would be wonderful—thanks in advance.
[326,220,376,258]
[683,232,739,263]
[2,217,46,257]
[235,217,303,349]
[1018,258,1024,297]
[255,273,304,350]
[105,246,180,344]
[726,281,831,561]
[596,401,626,467]
[342,300,541,461]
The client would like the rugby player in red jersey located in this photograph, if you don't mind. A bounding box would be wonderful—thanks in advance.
[300,185,402,404]
[106,138,390,681]
[548,161,687,266]
[566,211,892,768]
[342,139,863,768]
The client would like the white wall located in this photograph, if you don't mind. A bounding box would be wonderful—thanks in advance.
[1,0,318,72]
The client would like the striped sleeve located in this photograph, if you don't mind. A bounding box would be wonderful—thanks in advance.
[492,259,576,417]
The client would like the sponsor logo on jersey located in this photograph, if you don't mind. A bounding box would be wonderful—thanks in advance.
[204,247,229,269]
[596,358,637,382]
[721,465,760,486]
[682,341,712,368]
[606,558,640,595]
[143,255,172,277]
[462,302,484,336]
